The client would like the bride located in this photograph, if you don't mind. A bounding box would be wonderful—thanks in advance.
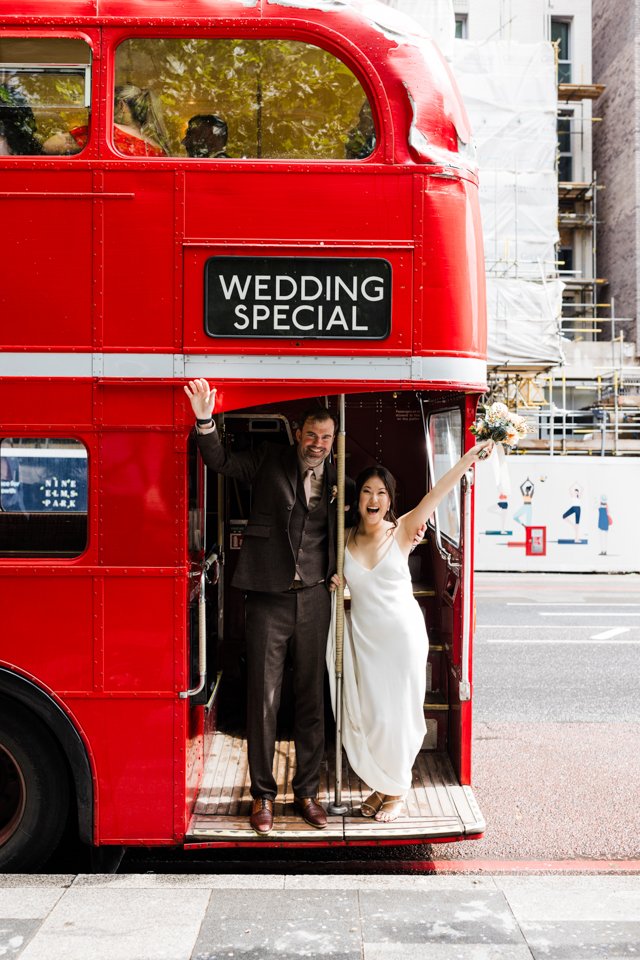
[327,440,493,822]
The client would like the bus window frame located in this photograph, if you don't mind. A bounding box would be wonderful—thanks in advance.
[426,405,464,550]
[0,434,91,562]
[0,29,97,160]
[104,22,391,164]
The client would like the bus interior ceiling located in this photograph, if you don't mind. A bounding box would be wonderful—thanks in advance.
[188,389,483,844]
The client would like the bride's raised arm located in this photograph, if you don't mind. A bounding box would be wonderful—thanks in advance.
[396,440,494,551]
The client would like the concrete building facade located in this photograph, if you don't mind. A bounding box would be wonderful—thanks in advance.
[592,0,640,351]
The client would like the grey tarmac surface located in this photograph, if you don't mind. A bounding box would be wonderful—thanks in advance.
[1,873,639,959]
[434,573,640,862]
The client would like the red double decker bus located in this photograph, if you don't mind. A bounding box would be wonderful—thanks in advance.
[0,0,486,869]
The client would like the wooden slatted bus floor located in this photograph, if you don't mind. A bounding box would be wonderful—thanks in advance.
[188,731,484,843]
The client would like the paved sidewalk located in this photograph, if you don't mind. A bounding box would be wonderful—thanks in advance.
[1,873,639,959]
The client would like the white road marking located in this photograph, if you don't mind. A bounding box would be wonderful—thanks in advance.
[590,627,630,640]
[507,602,640,607]
[481,637,640,644]
[539,612,640,617]
[476,624,636,629]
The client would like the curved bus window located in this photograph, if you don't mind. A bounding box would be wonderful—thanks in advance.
[428,410,463,546]
[0,439,88,558]
[115,38,375,160]
[0,38,91,157]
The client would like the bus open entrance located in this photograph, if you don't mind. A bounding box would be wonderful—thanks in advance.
[185,389,484,845]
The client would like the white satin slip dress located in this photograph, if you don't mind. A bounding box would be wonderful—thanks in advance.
[327,533,428,795]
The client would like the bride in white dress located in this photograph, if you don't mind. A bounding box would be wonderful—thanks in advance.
[327,441,493,822]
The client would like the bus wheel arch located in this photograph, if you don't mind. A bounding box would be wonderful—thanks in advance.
[0,670,94,869]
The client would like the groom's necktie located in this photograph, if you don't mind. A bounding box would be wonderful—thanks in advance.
[303,467,314,505]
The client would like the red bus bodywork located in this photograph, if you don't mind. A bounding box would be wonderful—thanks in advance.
[0,0,487,867]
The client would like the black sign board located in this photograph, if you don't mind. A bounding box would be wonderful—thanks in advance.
[205,256,391,339]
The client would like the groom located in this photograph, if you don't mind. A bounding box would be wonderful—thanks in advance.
[185,379,338,836]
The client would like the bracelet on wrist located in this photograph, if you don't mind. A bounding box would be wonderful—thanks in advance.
[196,417,214,425]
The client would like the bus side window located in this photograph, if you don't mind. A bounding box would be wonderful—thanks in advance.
[428,410,463,546]
[0,37,91,157]
[114,38,376,160]
[0,438,88,557]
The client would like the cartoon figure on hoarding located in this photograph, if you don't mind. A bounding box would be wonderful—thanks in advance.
[513,477,534,528]
[561,482,584,543]
[495,491,510,534]
[597,495,612,555]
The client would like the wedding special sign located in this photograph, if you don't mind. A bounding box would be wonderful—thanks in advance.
[204,256,392,339]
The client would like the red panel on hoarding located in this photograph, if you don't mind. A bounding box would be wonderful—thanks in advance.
[0,172,94,349]
[103,577,176,692]
[102,172,177,350]
[69,698,176,841]
[0,577,93,690]
[100,433,180,567]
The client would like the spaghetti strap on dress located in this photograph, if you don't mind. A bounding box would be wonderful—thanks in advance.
[327,533,428,795]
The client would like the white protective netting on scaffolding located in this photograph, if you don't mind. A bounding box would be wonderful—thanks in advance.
[450,39,564,367]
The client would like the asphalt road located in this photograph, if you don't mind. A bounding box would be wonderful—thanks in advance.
[432,573,640,862]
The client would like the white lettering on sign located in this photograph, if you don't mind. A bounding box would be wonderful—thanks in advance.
[217,272,388,334]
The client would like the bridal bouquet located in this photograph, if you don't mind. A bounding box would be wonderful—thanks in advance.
[471,402,530,480]
[471,402,529,449]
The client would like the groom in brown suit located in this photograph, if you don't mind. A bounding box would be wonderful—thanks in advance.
[185,379,337,835]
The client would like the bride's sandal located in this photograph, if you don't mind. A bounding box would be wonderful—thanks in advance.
[360,791,384,818]
[374,795,405,822]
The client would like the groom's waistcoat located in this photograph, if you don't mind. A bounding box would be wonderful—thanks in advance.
[289,472,329,586]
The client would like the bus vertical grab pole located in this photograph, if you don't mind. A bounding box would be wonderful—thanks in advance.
[329,394,349,816]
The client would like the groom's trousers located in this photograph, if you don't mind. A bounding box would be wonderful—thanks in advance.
[244,582,331,801]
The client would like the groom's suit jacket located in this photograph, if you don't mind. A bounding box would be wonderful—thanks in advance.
[196,427,338,594]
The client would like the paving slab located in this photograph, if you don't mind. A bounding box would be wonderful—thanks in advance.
[0,919,42,957]
[284,876,499,891]
[0,887,64,919]
[192,917,362,960]
[495,876,640,922]
[73,873,285,889]
[364,946,535,960]
[17,887,211,960]
[521,920,640,958]
[359,889,525,946]
[0,876,74,888]
[204,888,359,922]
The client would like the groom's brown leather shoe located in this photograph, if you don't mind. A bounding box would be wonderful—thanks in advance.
[250,798,273,835]
[294,796,327,829]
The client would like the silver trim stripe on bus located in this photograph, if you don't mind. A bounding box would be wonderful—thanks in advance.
[0,353,487,384]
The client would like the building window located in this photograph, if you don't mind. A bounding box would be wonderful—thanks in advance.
[0,439,88,557]
[557,109,573,181]
[113,38,375,160]
[0,38,91,157]
[551,19,571,83]
[455,15,468,39]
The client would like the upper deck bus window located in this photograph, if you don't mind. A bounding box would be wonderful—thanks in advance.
[428,410,462,546]
[115,39,375,160]
[0,438,88,557]
[0,38,91,157]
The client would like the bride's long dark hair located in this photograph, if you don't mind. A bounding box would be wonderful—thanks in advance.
[352,465,398,541]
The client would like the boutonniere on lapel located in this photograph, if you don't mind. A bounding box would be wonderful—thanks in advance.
[330,485,338,503]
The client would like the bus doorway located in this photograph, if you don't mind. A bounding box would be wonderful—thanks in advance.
[186,391,484,845]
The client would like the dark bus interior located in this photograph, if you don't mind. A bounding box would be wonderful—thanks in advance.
[187,390,484,843]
